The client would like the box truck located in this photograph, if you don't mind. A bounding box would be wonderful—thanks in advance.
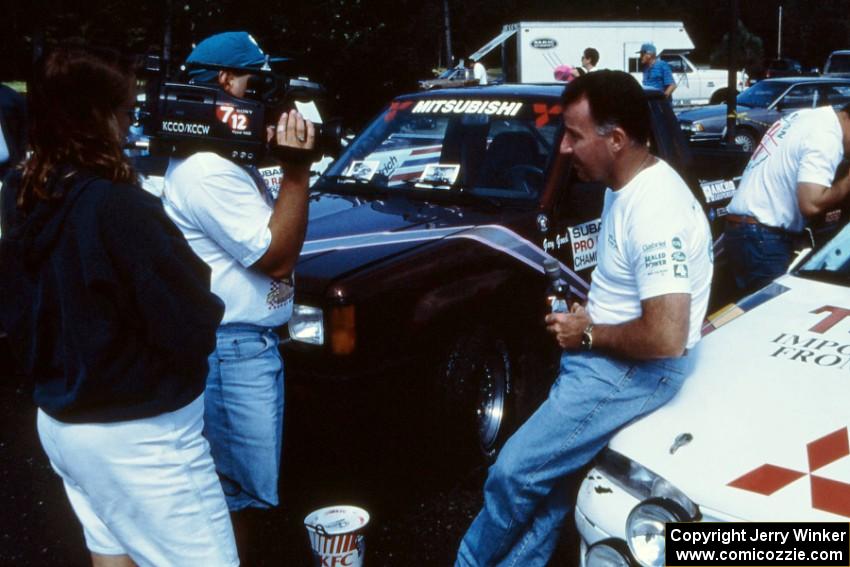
[470,21,743,105]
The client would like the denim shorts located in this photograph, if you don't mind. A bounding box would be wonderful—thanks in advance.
[37,396,238,566]
[205,324,284,511]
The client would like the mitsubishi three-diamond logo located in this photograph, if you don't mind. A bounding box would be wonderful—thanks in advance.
[728,427,850,518]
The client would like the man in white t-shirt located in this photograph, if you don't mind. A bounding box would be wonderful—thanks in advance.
[161,31,314,556]
[472,59,487,85]
[724,105,850,293]
[457,70,712,567]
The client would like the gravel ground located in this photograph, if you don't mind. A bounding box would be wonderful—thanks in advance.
[0,343,579,566]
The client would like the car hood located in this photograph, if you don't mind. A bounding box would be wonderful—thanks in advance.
[608,275,850,521]
[296,190,533,289]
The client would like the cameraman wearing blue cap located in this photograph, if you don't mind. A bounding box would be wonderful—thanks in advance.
[161,31,313,552]
[639,43,676,99]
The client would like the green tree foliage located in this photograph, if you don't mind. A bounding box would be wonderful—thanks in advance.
[710,19,764,74]
[1,0,849,126]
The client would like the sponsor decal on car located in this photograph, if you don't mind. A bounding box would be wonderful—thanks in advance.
[384,100,414,122]
[344,160,380,182]
[700,179,737,204]
[544,219,602,271]
[568,219,602,271]
[258,165,282,198]
[411,99,524,116]
[728,426,850,518]
[532,103,563,127]
[702,281,791,336]
[765,305,850,372]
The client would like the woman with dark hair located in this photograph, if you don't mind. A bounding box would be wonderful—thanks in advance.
[0,47,238,567]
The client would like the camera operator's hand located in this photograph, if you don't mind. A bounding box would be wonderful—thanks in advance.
[274,111,315,149]
[269,111,316,173]
[253,111,313,280]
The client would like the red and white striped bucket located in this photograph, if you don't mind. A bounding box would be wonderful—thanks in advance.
[304,505,370,567]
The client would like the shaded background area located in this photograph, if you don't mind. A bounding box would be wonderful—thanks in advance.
[2,0,850,130]
[0,339,581,565]
[0,357,475,565]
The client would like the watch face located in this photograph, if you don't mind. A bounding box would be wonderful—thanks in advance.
[581,327,593,350]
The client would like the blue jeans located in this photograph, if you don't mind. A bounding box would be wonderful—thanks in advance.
[724,222,794,294]
[205,324,284,511]
[456,349,693,567]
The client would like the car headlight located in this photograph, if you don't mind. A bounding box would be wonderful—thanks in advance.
[626,498,691,567]
[289,304,324,345]
[679,121,704,134]
[587,538,635,567]
[594,449,699,519]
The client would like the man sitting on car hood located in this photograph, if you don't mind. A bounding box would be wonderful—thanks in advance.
[456,70,712,567]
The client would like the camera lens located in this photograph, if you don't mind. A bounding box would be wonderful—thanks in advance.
[314,119,343,157]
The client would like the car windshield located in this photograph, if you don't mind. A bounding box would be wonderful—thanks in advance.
[796,223,850,283]
[317,96,561,201]
[827,54,850,74]
[439,67,465,80]
[736,81,786,107]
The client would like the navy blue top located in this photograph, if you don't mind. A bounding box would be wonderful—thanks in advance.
[643,59,675,92]
[0,169,224,423]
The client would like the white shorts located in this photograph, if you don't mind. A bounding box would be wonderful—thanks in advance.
[37,396,239,567]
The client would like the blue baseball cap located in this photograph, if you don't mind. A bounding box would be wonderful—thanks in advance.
[186,31,287,83]
[637,43,657,55]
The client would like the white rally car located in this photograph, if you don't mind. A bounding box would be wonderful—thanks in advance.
[575,222,850,567]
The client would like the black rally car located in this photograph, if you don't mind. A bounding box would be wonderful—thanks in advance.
[282,84,748,459]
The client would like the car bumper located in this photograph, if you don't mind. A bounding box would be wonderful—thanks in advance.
[575,467,635,551]
[685,131,724,144]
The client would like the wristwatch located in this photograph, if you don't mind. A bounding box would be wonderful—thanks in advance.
[581,323,594,351]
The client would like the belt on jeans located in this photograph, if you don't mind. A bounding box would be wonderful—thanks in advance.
[725,214,789,235]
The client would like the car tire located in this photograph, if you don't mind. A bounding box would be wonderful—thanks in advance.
[709,88,738,105]
[733,128,758,153]
[437,327,514,463]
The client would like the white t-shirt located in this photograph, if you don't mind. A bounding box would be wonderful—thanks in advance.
[587,160,713,350]
[727,107,844,232]
[473,62,487,85]
[162,152,293,327]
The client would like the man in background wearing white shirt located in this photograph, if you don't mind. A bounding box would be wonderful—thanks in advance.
[725,104,850,293]
[472,59,487,85]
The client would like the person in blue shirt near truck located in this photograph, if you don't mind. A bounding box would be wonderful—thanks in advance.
[640,42,676,99]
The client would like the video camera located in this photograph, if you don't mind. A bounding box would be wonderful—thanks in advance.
[139,54,342,165]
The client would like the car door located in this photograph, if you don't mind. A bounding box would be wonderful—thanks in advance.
[820,83,850,108]
[774,83,819,117]
[543,151,606,283]
[661,54,695,99]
